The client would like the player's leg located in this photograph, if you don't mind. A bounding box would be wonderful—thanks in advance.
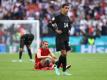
[26,45,33,60]
[62,41,72,75]
[61,50,71,75]
[59,50,72,75]
[40,58,52,67]
[54,39,65,75]
[54,50,66,75]
[19,36,24,62]
[55,60,71,70]
[55,40,71,75]
[65,40,71,70]
[60,49,67,72]
[34,54,42,69]
[25,34,34,61]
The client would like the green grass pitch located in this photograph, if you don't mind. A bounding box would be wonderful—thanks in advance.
[0,53,107,80]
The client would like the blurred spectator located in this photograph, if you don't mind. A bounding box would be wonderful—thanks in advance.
[0,0,107,45]
[88,35,95,45]
[0,25,4,43]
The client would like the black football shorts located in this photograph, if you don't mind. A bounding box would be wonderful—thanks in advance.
[56,38,70,51]
[20,34,34,48]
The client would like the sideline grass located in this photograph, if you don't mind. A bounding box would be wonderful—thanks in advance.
[0,53,107,80]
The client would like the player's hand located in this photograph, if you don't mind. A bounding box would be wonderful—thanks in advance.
[47,55,52,59]
[55,30,62,34]
[53,56,57,59]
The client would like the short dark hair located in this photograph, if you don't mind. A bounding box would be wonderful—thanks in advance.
[40,41,48,47]
[61,3,69,8]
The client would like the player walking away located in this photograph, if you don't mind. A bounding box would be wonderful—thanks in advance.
[18,26,34,62]
[48,3,72,76]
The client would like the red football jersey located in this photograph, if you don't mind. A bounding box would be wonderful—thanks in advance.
[36,48,50,63]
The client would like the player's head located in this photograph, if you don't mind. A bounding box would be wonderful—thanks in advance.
[41,41,48,49]
[61,3,69,15]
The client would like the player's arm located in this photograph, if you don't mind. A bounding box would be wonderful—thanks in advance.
[68,21,72,30]
[37,49,50,59]
[48,17,58,31]
[49,49,57,59]
[48,17,62,34]
[67,16,73,30]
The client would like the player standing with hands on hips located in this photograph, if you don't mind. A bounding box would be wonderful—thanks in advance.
[48,3,72,76]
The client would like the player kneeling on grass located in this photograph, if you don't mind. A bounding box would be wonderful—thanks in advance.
[34,41,57,70]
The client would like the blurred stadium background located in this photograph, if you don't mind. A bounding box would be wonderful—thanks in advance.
[1,0,107,53]
[0,0,107,80]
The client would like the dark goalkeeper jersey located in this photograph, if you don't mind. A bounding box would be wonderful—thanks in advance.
[48,13,72,41]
